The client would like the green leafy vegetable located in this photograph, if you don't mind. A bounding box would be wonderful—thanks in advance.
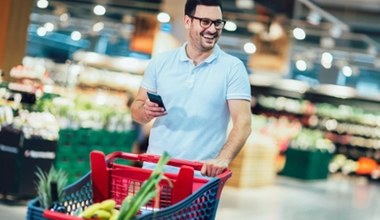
[117,152,172,220]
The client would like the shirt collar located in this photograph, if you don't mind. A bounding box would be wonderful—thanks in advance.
[179,42,220,64]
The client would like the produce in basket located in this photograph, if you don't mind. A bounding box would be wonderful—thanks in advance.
[35,166,68,210]
[78,152,172,220]
[118,151,172,220]
[78,199,119,220]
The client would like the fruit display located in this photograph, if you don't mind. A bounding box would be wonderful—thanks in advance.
[0,105,13,126]
[77,67,142,95]
[251,83,380,179]
[257,95,315,115]
[34,95,134,132]
[289,128,335,152]
[11,110,59,140]
[251,114,302,152]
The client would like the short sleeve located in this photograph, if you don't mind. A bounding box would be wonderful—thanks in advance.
[226,61,251,101]
[141,58,158,92]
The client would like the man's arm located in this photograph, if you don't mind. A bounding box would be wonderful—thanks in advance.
[131,87,166,124]
[201,99,252,177]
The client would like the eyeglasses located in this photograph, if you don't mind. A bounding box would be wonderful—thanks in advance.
[187,15,226,30]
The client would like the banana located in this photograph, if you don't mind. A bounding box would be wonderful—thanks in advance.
[110,208,120,219]
[80,203,101,218]
[100,199,116,211]
[93,209,112,219]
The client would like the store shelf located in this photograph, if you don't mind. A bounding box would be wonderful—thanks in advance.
[251,81,380,179]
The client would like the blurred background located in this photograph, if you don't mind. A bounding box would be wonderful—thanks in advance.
[1,0,380,220]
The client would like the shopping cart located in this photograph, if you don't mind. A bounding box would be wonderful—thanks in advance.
[27,150,232,220]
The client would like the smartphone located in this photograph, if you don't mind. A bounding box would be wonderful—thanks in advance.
[147,92,166,111]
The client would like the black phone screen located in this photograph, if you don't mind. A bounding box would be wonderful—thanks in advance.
[147,92,166,111]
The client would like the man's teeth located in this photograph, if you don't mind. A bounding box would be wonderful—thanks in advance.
[203,35,215,39]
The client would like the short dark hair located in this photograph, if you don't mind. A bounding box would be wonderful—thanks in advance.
[184,0,223,16]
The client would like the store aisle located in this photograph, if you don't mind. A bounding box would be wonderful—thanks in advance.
[216,175,380,220]
[1,175,380,220]
[0,200,26,220]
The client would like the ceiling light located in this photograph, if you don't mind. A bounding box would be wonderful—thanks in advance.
[44,22,54,32]
[93,22,104,32]
[37,27,47,36]
[342,66,353,77]
[296,60,307,71]
[293,27,306,40]
[236,0,255,9]
[93,5,106,16]
[322,61,332,69]
[321,52,333,63]
[157,12,170,23]
[71,31,82,41]
[321,52,333,69]
[243,42,256,54]
[224,21,237,32]
[60,13,69,22]
[37,0,49,9]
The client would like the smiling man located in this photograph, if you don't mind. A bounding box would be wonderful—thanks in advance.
[131,0,252,177]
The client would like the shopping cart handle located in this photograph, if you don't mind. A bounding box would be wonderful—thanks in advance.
[139,154,232,181]
[102,151,231,181]
[104,151,204,170]
[139,154,204,170]
[104,151,232,179]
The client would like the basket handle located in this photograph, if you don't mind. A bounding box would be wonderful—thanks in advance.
[105,151,204,170]
[104,151,232,180]
[140,154,204,171]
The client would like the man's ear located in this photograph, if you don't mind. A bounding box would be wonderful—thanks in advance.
[184,15,191,30]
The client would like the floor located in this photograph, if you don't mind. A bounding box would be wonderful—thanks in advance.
[1,175,380,220]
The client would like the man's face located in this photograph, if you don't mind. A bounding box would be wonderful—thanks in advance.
[185,5,223,52]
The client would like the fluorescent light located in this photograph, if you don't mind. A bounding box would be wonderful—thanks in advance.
[93,5,106,16]
[157,12,170,23]
[293,27,306,40]
[37,27,47,36]
[224,21,237,32]
[71,31,82,41]
[93,22,104,32]
[37,0,48,9]
[296,60,307,71]
[342,66,353,77]
[44,22,54,32]
[244,42,256,54]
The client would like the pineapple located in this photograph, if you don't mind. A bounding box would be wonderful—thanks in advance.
[35,166,68,209]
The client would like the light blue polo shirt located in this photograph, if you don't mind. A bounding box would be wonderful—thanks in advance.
[141,43,250,163]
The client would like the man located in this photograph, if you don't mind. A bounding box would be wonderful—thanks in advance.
[131,0,251,177]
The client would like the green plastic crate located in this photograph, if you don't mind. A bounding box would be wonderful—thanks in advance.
[280,148,333,180]
[56,128,137,183]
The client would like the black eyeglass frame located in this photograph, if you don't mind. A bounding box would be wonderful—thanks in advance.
[187,14,226,30]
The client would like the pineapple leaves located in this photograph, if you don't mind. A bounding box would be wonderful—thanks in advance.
[35,166,68,209]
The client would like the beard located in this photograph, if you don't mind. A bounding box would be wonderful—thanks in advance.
[199,30,220,51]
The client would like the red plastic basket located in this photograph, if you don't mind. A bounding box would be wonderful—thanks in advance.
[39,150,231,220]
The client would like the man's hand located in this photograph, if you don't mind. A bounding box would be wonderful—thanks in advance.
[200,158,229,177]
[143,99,167,122]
